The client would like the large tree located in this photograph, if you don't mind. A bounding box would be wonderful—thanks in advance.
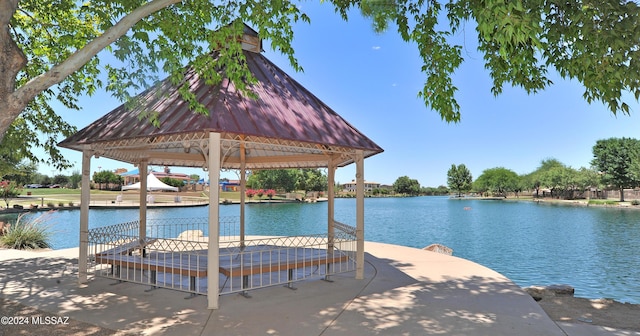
[474,167,519,197]
[539,165,579,199]
[1,160,37,186]
[92,170,123,190]
[3,1,640,168]
[575,167,602,199]
[247,169,299,192]
[524,158,565,197]
[447,163,472,197]
[296,169,328,193]
[393,175,421,195]
[591,137,640,201]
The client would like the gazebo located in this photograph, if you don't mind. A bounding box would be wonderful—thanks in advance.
[59,25,383,309]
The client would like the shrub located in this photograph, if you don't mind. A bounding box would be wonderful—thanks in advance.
[265,189,276,199]
[0,180,21,208]
[0,212,53,250]
[46,202,55,208]
[159,177,184,189]
[632,200,640,206]
[58,202,65,207]
[68,201,74,206]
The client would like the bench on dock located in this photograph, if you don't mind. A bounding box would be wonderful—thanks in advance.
[219,254,350,297]
[93,243,350,297]
[94,253,207,295]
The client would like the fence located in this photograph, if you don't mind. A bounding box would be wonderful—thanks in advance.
[87,217,356,296]
[605,189,640,200]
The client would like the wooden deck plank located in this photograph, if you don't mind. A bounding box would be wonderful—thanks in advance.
[218,255,349,277]
[93,244,352,294]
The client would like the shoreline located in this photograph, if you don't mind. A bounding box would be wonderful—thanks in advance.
[0,194,640,331]
[536,296,640,332]
[0,244,638,334]
[0,198,310,215]
[453,195,640,210]
[2,242,637,307]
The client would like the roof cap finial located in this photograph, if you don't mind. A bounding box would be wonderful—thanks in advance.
[241,24,262,53]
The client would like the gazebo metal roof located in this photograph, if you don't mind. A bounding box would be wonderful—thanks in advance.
[59,46,382,169]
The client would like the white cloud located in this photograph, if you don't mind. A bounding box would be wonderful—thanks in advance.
[372,46,381,50]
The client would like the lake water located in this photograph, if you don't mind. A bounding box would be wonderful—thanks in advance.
[2,196,639,304]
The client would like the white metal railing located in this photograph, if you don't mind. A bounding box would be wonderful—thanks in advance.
[87,217,357,296]
[333,220,356,236]
[88,217,239,243]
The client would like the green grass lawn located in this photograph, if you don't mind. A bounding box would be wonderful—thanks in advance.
[588,199,620,205]
[220,191,240,200]
[22,188,83,196]
[2,188,210,209]
[3,188,297,210]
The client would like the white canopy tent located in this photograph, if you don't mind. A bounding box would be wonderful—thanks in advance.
[122,172,179,192]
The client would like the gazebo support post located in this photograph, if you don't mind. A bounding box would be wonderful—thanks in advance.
[207,132,221,309]
[240,141,246,247]
[78,148,92,284]
[355,150,365,280]
[327,160,335,249]
[138,161,148,242]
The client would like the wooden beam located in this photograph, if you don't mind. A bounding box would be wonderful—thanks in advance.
[329,154,346,167]
[101,149,351,167]
[143,151,206,163]
[224,154,328,165]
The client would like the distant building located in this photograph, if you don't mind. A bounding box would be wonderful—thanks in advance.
[342,179,381,193]
[114,168,128,175]
[219,179,241,192]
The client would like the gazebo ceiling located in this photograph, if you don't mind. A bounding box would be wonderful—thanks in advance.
[59,28,383,169]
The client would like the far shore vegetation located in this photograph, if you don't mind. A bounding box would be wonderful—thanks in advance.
[2,137,640,214]
[6,141,640,249]
[447,138,640,204]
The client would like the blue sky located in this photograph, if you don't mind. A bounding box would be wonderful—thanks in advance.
[40,2,640,187]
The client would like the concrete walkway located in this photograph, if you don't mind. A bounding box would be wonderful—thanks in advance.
[0,242,637,336]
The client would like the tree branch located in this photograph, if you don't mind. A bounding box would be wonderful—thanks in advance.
[6,0,182,127]
[0,0,27,139]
